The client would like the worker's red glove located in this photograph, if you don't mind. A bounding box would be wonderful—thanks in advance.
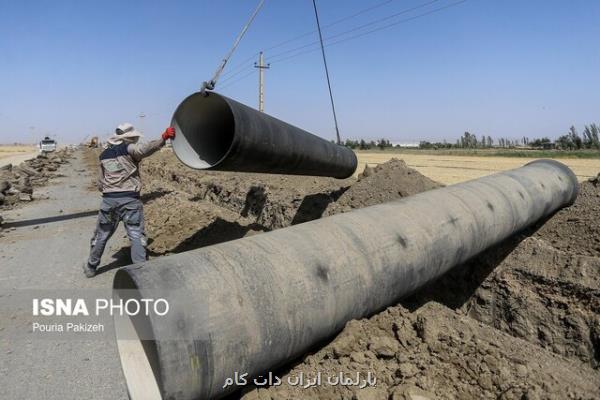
[162,127,176,141]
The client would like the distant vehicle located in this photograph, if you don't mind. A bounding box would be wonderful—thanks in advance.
[39,136,57,152]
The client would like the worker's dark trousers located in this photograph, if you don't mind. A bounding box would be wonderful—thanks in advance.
[87,196,146,268]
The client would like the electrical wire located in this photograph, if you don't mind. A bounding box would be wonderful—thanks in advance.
[219,51,261,78]
[269,0,467,65]
[219,0,446,81]
[264,0,399,52]
[312,0,342,145]
[218,70,257,91]
[219,62,260,85]
[218,0,468,91]
[267,0,441,62]
[220,0,400,79]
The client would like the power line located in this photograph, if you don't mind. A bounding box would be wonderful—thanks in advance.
[219,52,260,78]
[269,0,467,65]
[218,69,256,91]
[217,0,468,91]
[220,0,400,79]
[264,0,399,52]
[219,61,260,84]
[267,0,441,62]
[312,0,342,145]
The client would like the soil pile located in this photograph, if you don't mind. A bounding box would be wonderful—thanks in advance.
[324,159,443,216]
[139,153,441,255]
[141,151,352,231]
[143,189,267,255]
[241,302,598,400]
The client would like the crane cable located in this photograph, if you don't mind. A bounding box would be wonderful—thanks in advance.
[200,0,265,95]
[312,0,342,145]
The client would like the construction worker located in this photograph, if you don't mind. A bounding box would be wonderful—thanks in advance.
[83,122,175,277]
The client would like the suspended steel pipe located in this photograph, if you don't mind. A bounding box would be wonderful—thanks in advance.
[113,160,578,400]
[170,92,357,178]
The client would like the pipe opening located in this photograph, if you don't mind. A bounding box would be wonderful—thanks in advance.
[171,92,235,169]
[113,270,162,400]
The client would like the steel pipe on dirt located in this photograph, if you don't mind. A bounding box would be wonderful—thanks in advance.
[113,160,578,400]
[170,92,357,178]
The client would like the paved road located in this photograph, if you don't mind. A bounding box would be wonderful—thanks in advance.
[0,150,129,399]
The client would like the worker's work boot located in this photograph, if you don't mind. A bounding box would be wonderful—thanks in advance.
[82,261,96,278]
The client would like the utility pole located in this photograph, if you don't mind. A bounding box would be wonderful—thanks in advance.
[254,51,270,112]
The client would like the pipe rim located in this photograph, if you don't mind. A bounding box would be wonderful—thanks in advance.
[525,159,579,205]
[171,91,236,170]
[113,269,163,400]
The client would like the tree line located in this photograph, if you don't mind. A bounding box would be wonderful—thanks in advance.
[555,125,600,150]
[341,123,600,151]
[343,138,393,150]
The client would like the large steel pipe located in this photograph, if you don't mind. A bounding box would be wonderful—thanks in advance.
[113,160,578,400]
[170,92,357,178]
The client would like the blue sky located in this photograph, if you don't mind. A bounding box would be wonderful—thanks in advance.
[0,0,599,144]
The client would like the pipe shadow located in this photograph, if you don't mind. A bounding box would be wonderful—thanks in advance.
[291,187,349,225]
[400,214,554,311]
[2,210,98,228]
[151,218,270,256]
[400,234,524,311]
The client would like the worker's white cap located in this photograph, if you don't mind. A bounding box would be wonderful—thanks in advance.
[115,122,143,138]
[108,122,143,145]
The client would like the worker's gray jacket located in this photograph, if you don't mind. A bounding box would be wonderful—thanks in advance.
[97,139,164,197]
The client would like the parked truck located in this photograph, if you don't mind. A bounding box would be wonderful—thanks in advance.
[39,137,57,153]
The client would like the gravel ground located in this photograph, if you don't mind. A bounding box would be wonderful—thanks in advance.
[0,150,129,400]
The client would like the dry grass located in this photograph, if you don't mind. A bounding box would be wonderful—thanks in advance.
[355,151,600,185]
[0,145,36,153]
[0,145,38,164]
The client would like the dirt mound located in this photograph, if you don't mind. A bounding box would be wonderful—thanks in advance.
[532,180,600,257]
[463,181,600,368]
[401,181,600,369]
[143,189,267,255]
[241,302,598,400]
[141,151,352,231]
[140,153,442,235]
[139,153,444,259]
[324,159,443,215]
